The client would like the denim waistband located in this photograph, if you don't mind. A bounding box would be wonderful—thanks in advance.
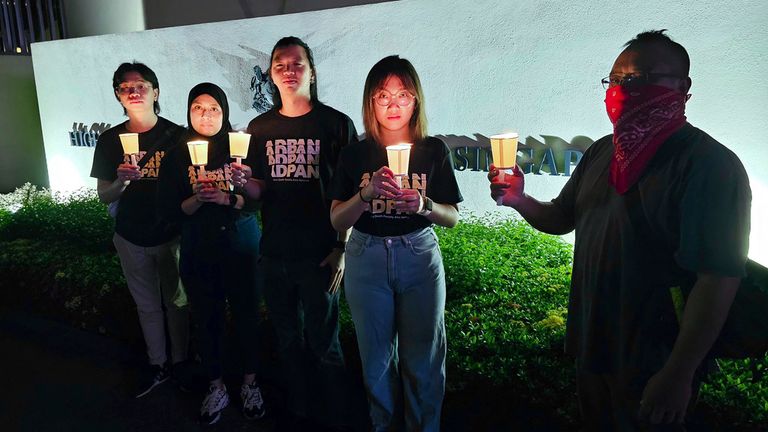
[349,227,434,248]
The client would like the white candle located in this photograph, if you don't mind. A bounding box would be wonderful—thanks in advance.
[386,143,412,188]
[229,131,251,165]
[119,133,139,165]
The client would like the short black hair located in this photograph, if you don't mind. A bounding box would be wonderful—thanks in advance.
[268,36,319,109]
[111,62,161,115]
[624,29,690,76]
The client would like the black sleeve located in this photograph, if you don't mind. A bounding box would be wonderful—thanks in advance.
[426,138,463,205]
[551,136,605,227]
[246,118,267,181]
[328,145,357,202]
[675,150,751,277]
[90,130,120,181]
[156,145,188,224]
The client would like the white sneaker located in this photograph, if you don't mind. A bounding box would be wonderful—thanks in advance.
[200,384,229,425]
[240,382,266,419]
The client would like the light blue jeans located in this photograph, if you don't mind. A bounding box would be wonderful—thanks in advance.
[345,227,446,432]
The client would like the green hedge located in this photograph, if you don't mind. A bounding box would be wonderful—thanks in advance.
[0,184,765,428]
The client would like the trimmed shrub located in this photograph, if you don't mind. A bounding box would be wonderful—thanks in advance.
[0,185,766,428]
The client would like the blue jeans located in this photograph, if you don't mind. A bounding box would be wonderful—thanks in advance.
[345,227,446,432]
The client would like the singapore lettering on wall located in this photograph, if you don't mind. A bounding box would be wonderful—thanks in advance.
[437,134,595,176]
[69,122,111,148]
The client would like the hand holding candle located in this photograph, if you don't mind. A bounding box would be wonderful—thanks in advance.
[489,132,519,206]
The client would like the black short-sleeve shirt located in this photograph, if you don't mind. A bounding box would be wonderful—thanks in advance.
[245,104,358,260]
[329,136,463,237]
[552,123,751,372]
[90,117,183,246]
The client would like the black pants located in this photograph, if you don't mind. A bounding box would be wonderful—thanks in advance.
[260,255,348,424]
[181,216,261,381]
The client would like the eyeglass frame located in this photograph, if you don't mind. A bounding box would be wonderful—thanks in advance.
[601,72,686,89]
[372,90,417,107]
[115,80,154,95]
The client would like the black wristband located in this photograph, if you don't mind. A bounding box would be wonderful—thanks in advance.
[333,240,346,251]
[229,193,238,207]
[358,188,372,203]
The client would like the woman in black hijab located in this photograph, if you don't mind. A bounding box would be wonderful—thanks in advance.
[158,82,264,425]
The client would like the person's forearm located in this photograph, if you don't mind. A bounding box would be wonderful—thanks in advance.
[514,194,574,235]
[331,195,369,232]
[425,203,459,228]
[663,274,740,377]
[242,178,265,200]
[97,178,127,204]
[181,195,204,215]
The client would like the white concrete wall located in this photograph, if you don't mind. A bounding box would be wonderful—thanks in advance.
[31,0,768,263]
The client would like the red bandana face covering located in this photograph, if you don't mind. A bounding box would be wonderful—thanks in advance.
[605,84,688,194]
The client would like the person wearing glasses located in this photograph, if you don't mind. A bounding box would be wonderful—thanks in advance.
[489,30,751,429]
[237,36,358,431]
[90,62,189,399]
[329,55,463,432]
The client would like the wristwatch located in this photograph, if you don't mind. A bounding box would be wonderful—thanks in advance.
[417,195,433,216]
[229,193,238,207]
[333,240,346,251]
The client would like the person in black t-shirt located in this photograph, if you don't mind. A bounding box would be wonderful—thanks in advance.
[490,30,751,430]
[329,56,463,432]
[89,62,189,399]
[157,83,265,425]
[236,36,356,431]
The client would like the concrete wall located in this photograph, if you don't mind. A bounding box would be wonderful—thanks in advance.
[30,0,768,264]
[0,56,49,192]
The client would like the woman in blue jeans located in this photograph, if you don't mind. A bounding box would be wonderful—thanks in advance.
[329,56,463,432]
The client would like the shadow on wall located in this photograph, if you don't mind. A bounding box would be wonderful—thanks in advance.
[437,133,595,176]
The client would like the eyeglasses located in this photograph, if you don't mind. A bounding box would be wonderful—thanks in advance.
[116,81,153,95]
[372,90,416,107]
[600,73,684,89]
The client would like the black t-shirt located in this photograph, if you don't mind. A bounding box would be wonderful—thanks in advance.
[552,123,751,373]
[90,117,183,247]
[329,136,463,237]
[245,104,358,260]
[157,132,255,257]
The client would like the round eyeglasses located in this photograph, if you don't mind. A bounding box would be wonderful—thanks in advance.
[372,90,416,107]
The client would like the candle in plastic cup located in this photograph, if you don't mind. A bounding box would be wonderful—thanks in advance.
[187,140,208,179]
[490,132,519,206]
[187,140,208,166]
[119,133,139,165]
[490,132,519,169]
[229,131,250,165]
[386,143,412,188]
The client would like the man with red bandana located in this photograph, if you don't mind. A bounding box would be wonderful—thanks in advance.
[489,30,751,430]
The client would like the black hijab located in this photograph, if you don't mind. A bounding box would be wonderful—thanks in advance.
[186,82,233,144]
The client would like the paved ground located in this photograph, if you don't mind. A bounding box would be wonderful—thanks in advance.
[0,312,369,432]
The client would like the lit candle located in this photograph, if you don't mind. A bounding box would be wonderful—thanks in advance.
[229,131,251,165]
[386,143,412,189]
[119,133,139,165]
[187,140,209,179]
[489,132,519,206]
